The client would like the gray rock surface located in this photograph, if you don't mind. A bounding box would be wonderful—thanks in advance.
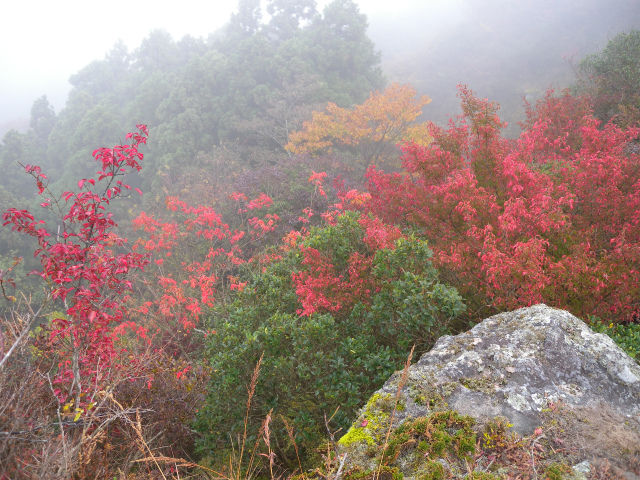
[338,304,640,477]
[376,304,640,435]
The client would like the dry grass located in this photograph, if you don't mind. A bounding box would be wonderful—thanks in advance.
[0,297,210,479]
[377,345,415,472]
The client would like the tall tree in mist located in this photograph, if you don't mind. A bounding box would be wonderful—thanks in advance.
[265,0,317,41]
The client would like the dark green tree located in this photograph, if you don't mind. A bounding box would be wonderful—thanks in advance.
[69,40,137,106]
[47,90,95,173]
[0,97,56,196]
[0,130,33,198]
[0,185,29,257]
[135,29,180,74]
[144,50,232,191]
[302,0,385,105]
[26,96,56,167]
[62,101,125,184]
[574,29,640,127]
[69,60,116,99]
[235,74,325,157]
[265,0,317,41]
[225,0,263,44]
[176,34,208,67]
[105,39,131,76]
[125,70,175,127]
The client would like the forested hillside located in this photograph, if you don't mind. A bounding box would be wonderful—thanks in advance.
[0,0,385,303]
[0,0,639,478]
[1,0,382,197]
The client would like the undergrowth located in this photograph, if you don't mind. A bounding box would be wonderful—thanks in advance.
[590,316,640,363]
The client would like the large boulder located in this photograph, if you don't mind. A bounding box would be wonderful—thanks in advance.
[337,304,640,478]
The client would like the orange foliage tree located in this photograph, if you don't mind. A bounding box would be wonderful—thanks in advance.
[286,83,432,173]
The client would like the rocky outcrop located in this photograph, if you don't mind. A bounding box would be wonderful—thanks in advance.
[338,304,640,478]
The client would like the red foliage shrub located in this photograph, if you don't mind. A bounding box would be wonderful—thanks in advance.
[2,126,150,404]
[131,189,282,341]
[367,86,640,323]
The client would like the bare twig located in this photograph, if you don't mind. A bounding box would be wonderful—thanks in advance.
[530,434,546,479]
[323,408,347,480]
[134,408,168,480]
[44,371,75,476]
[323,408,342,457]
[0,292,50,371]
[334,451,348,480]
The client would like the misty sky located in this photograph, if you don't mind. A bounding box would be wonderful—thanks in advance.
[0,0,417,127]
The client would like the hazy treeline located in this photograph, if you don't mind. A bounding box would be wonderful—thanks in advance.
[0,0,386,285]
[3,0,639,201]
[0,0,382,199]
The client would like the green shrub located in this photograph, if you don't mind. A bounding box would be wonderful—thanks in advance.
[590,316,640,362]
[421,461,445,480]
[194,211,465,468]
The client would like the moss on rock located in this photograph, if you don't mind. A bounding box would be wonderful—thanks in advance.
[339,393,404,449]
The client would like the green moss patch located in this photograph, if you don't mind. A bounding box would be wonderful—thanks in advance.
[381,411,476,463]
[339,393,404,448]
[343,466,404,480]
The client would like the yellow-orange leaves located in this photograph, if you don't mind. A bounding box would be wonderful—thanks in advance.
[286,83,432,172]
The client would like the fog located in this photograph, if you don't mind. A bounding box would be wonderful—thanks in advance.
[365,0,640,134]
[1,0,639,138]
[0,0,241,129]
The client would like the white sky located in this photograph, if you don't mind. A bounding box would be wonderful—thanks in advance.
[0,0,413,125]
